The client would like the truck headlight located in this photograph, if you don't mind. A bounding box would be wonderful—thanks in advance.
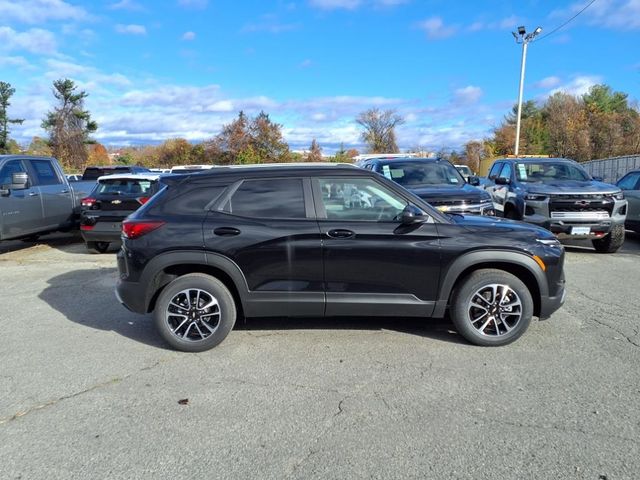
[611,191,624,200]
[525,193,547,201]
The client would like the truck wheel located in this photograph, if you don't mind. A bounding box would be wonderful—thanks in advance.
[450,269,533,346]
[86,241,110,253]
[592,224,625,253]
[154,273,236,352]
[505,209,520,220]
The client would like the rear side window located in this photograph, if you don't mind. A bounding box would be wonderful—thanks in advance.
[488,162,502,180]
[223,178,306,219]
[157,185,227,215]
[0,160,26,186]
[29,159,61,185]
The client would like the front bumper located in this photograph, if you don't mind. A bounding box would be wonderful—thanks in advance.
[539,285,566,320]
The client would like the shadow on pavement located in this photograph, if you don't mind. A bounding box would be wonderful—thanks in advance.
[563,230,640,256]
[39,268,466,348]
[0,231,83,254]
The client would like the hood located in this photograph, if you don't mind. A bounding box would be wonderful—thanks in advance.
[409,183,489,203]
[449,214,554,239]
[520,180,619,195]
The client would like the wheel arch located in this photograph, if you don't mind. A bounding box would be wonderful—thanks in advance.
[435,251,548,318]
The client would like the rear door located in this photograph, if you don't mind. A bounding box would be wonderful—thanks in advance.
[312,175,441,317]
[203,177,324,317]
[26,159,73,229]
[0,159,44,239]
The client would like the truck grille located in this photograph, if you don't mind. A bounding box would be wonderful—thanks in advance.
[550,211,610,220]
[549,194,613,216]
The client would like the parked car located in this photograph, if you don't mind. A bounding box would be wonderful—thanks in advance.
[0,155,93,241]
[81,165,150,181]
[482,157,627,253]
[116,164,565,352]
[454,164,475,181]
[80,173,164,253]
[616,170,640,233]
[360,157,494,216]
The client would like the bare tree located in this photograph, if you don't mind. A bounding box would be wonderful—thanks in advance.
[307,138,322,162]
[356,108,404,153]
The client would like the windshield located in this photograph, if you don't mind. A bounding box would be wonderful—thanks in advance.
[380,161,465,187]
[95,178,156,196]
[456,166,472,176]
[516,162,590,182]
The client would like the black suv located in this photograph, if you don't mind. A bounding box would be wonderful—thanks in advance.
[483,157,628,253]
[116,164,566,352]
[360,157,495,216]
[80,173,164,252]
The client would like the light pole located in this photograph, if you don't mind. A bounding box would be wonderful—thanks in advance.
[512,25,542,156]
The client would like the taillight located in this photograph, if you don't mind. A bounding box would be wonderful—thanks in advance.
[122,220,165,239]
[80,224,94,231]
[137,196,150,205]
[81,197,96,208]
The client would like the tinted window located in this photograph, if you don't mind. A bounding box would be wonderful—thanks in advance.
[498,163,512,180]
[488,162,502,179]
[155,186,227,215]
[317,177,406,221]
[378,161,464,187]
[96,179,157,196]
[617,172,640,191]
[0,160,26,186]
[29,159,61,185]
[224,179,306,219]
[515,162,590,182]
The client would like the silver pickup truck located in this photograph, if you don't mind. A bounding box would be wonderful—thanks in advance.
[0,155,93,241]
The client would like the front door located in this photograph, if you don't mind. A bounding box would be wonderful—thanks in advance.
[0,159,44,240]
[312,176,442,317]
[25,159,73,229]
[203,177,324,317]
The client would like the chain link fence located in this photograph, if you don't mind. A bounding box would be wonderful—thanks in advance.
[582,155,640,184]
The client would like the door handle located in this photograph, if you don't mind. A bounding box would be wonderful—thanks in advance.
[213,227,241,236]
[29,192,39,197]
[327,229,355,239]
[60,189,69,193]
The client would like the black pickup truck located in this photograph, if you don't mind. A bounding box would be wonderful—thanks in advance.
[483,157,628,253]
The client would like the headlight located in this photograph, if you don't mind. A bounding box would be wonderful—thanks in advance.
[525,193,547,201]
[536,238,561,247]
[611,191,624,200]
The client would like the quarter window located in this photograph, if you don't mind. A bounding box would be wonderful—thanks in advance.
[317,177,407,221]
[224,178,306,219]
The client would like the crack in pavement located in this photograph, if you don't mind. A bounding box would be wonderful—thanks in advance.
[0,358,171,426]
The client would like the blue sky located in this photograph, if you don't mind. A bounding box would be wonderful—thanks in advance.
[1,0,639,152]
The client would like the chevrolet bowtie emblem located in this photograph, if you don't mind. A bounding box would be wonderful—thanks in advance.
[112,199,122,204]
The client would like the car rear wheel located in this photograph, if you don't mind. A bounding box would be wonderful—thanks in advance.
[450,269,533,346]
[86,241,110,253]
[592,224,624,253]
[154,273,236,352]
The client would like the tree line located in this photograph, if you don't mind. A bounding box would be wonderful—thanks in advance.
[1,78,639,172]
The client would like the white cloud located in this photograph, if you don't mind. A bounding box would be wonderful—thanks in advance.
[549,75,602,97]
[534,76,562,89]
[182,31,196,41]
[0,0,89,24]
[109,0,145,11]
[0,56,35,70]
[0,27,57,54]
[417,17,457,40]
[309,0,361,9]
[44,59,132,89]
[552,0,640,31]
[177,0,208,9]
[115,24,147,35]
[242,15,300,34]
[453,86,483,104]
[468,15,521,32]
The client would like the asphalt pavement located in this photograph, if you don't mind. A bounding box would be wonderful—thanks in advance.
[0,232,639,479]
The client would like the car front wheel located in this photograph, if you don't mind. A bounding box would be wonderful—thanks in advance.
[154,273,236,352]
[450,269,534,346]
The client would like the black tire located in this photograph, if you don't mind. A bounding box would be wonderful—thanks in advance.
[450,269,534,346]
[504,208,520,220]
[154,273,236,352]
[86,241,110,253]
[592,224,625,254]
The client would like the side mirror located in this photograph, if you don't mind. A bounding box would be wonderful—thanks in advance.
[592,176,603,182]
[467,175,480,186]
[495,177,510,185]
[11,172,29,189]
[400,204,428,225]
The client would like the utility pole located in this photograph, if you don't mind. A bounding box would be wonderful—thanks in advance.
[512,25,542,156]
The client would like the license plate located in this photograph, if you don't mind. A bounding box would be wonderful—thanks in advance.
[571,226,591,235]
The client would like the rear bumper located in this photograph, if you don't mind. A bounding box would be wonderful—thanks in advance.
[80,221,123,243]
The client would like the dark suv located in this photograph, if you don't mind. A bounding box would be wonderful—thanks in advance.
[360,157,494,216]
[116,164,566,352]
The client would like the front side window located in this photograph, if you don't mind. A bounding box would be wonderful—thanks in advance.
[0,160,26,186]
[224,178,306,219]
[498,163,512,181]
[617,172,640,191]
[488,162,502,179]
[29,160,61,186]
[317,177,407,221]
